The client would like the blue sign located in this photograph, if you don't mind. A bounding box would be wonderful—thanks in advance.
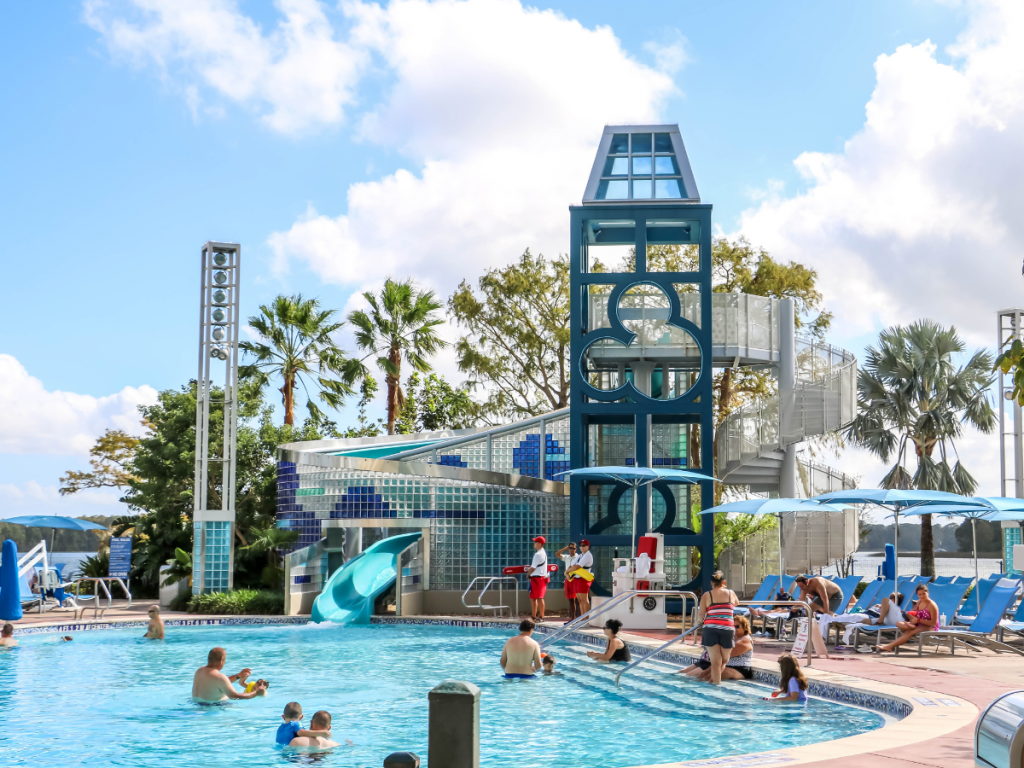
[109,536,132,579]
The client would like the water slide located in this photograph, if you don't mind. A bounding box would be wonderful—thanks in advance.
[311,531,422,625]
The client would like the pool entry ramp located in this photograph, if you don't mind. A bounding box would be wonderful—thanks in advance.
[311,531,422,625]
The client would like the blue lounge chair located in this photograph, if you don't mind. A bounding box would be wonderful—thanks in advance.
[932,575,955,585]
[918,580,1023,656]
[851,582,968,652]
[826,579,886,644]
[832,576,863,612]
[958,577,1008,622]
[735,575,780,617]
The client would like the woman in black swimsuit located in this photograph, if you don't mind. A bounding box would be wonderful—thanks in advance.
[587,619,632,662]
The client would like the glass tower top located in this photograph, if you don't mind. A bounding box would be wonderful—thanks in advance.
[582,124,699,204]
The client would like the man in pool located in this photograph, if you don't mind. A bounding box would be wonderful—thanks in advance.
[289,711,340,749]
[0,623,16,647]
[500,619,544,678]
[528,535,549,621]
[191,647,267,702]
[143,605,165,640]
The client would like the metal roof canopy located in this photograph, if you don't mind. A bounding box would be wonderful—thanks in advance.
[582,124,700,205]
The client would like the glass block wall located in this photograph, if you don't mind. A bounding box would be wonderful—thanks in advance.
[193,521,232,594]
[277,459,569,591]
[1006,526,1022,575]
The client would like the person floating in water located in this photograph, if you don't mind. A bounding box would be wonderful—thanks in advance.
[277,702,335,745]
[191,647,267,702]
[143,605,165,640]
[587,619,631,662]
[0,623,16,647]
[528,536,549,622]
[289,711,341,749]
[501,619,544,678]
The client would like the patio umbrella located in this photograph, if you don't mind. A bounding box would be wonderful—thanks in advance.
[811,489,977,584]
[698,498,849,578]
[899,505,1002,585]
[553,467,716,557]
[913,497,1024,582]
[3,515,107,554]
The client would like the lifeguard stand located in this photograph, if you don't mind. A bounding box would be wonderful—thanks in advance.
[589,532,670,629]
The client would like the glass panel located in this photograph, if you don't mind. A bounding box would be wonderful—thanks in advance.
[596,179,628,200]
[632,156,652,175]
[631,133,652,154]
[609,133,629,154]
[655,178,684,199]
[654,133,674,153]
[585,220,635,245]
[655,155,680,175]
[586,283,619,332]
[647,220,699,244]
[602,156,628,176]
[632,179,652,199]
[587,244,634,272]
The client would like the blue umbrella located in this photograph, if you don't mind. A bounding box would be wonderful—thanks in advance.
[811,488,979,583]
[554,467,716,556]
[699,498,848,577]
[4,515,107,553]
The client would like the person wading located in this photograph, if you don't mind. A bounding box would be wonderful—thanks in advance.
[696,571,739,685]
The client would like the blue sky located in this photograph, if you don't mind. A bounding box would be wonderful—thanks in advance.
[2,0,1021,520]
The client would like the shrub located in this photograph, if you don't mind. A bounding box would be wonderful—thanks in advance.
[186,589,283,615]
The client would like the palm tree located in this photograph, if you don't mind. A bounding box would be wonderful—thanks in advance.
[348,279,447,435]
[845,320,995,576]
[240,295,360,426]
[238,526,299,588]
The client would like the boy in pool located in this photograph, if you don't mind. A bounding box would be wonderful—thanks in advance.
[541,653,558,675]
[277,702,334,745]
[0,623,16,647]
[288,710,342,749]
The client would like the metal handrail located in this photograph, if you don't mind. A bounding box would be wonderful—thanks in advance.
[461,576,519,618]
[614,622,703,686]
[72,577,132,620]
[539,589,699,650]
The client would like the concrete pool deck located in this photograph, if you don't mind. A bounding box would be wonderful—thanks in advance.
[9,606,1017,767]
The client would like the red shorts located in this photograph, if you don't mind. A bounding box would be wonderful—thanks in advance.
[529,576,548,599]
[571,578,591,595]
[564,579,576,599]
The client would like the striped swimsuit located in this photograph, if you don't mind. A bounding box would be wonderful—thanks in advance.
[705,600,736,628]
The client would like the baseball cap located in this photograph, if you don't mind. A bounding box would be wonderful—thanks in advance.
[532,536,546,544]
[579,539,590,546]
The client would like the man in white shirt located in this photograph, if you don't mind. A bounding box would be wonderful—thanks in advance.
[528,536,549,622]
[555,542,579,619]
[566,539,595,615]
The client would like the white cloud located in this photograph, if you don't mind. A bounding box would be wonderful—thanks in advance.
[269,0,676,291]
[83,0,365,134]
[643,29,689,75]
[0,354,156,455]
[737,0,1024,349]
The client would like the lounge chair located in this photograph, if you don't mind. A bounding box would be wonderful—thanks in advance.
[957,577,1018,623]
[735,575,780,617]
[931,575,955,585]
[916,579,1024,656]
[851,582,968,652]
[826,579,889,645]
[832,575,863,612]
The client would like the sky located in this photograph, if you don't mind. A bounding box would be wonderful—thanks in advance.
[2,0,1023,522]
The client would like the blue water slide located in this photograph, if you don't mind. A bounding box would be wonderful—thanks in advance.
[311,532,422,625]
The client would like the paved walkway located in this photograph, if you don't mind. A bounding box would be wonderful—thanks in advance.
[11,600,220,626]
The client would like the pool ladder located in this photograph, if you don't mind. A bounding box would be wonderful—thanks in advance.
[461,576,520,618]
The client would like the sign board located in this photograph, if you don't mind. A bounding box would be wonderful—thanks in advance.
[790,616,828,658]
[109,536,133,579]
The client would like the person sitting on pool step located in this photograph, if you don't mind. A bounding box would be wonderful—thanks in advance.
[587,619,631,663]
[288,710,341,749]
[277,701,334,745]
[191,647,267,702]
[500,619,543,678]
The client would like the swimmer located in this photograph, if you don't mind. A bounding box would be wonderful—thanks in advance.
[500,619,543,678]
[60,636,73,642]
[191,647,266,702]
[246,679,270,693]
[541,653,559,675]
[277,702,333,745]
[143,605,165,640]
[0,623,16,647]
[289,711,341,749]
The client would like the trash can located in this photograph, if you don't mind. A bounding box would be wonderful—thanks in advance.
[977,691,1024,768]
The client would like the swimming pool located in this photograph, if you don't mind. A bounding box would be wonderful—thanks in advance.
[1,623,883,767]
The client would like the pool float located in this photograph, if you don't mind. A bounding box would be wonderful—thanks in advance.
[502,564,558,575]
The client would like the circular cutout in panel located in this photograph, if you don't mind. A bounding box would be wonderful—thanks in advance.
[582,283,701,399]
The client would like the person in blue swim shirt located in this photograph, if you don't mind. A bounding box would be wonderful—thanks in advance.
[277,702,334,745]
[500,619,543,678]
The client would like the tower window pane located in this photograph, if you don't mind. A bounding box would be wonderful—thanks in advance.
[632,179,653,199]
[602,157,629,176]
[655,179,684,199]
[597,179,628,200]
[655,156,680,175]
[609,134,629,154]
[632,156,652,175]
[631,133,652,153]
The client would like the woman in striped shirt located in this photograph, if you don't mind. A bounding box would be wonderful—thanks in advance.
[696,570,740,685]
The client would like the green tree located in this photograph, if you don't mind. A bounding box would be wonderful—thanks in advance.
[238,526,299,588]
[341,377,384,438]
[240,294,359,427]
[845,320,995,576]
[416,373,477,431]
[449,249,571,421]
[348,278,447,435]
[59,429,140,496]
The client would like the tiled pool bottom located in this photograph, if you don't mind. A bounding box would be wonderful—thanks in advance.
[3,620,884,768]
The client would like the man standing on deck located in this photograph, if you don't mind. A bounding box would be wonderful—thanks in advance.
[566,539,595,617]
[528,536,548,622]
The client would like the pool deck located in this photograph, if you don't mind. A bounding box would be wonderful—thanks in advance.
[9,606,1019,767]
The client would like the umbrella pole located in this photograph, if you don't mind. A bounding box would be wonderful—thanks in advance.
[777,512,784,578]
[631,485,638,560]
[972,517,979,586]
[893,506,900,585]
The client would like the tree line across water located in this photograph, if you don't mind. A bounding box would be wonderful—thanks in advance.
[52,238,996,596]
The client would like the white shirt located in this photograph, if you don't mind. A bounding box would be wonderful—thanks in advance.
[576,550,594,570]
[529,548,548,578]
[560,552,579,572]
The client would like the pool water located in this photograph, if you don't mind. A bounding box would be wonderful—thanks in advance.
[0,623,883,767]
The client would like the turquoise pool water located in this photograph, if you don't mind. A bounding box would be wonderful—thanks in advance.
[0,623,883,767]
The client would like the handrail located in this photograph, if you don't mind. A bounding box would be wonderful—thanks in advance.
[614,622,703,686]
[72,577,132,620]
[539,589,699,650]
[461,576,520,618]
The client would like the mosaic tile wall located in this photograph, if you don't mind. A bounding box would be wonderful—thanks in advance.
[192,520,231,594]
[277,460,569,590]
